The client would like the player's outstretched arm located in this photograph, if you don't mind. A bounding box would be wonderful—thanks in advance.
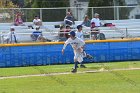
[62,38,70,55]
[62,43,67,55]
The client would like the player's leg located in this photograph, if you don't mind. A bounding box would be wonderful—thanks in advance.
[82,50,93,59]
[71,51,79,73]
[78,51,87,68]
[80,62,86,68]
[86,54,93,59]
[81,45,93,59]
[79,61,87,68]
[71,58,78,73]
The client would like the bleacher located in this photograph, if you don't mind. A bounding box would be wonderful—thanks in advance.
[0,19,140,43]
[108,19,140,38]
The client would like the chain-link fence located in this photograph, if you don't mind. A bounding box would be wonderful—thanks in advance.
[0,6,139,23]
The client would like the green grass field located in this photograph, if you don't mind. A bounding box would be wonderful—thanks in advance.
[0,61,140,93]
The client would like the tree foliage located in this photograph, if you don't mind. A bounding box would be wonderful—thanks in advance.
[24,0,70,22]
[24,0,69,8]
[0,0,17,8]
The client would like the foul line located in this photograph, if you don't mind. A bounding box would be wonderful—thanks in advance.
[0,68,140,80]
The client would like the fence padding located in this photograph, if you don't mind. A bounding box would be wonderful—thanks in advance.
[0,40,140,67]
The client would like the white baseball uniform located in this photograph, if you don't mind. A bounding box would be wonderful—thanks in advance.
[75,31,84,41]
[62,37,85,62]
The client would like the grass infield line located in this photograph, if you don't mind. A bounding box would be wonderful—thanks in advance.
[0,67,140,80]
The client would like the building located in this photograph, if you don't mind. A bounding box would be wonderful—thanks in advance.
[125,0,139,6]
[125,0,140,19]
[70,0,89,21]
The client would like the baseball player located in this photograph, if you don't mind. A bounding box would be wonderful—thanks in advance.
[76,25,93,59]
[76,25,84,40]
[62,31,86,73]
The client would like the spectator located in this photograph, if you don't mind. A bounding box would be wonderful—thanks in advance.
[68,8,73,15]
[59,25,66,41]
[65,25,71,39]
[59,25,71,41]
[81,15,91,27]
[91,13,102,28]
[90,13,101,40]
[14,15,24,26]
[4,26,18,44]
[30,26,51,42]
[15,11,23,17]
[30,26,43,41]
[64,12,75,26]
[33,16,42,26]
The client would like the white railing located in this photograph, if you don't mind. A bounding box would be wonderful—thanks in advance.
[1,26,140,44]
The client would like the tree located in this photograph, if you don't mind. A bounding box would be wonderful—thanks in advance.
[24,0,69,8]
[24,0,70,22]
[0,0,17,8]
[0,0,18,23]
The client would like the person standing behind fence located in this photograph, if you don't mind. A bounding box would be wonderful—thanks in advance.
[62,31,86,73]
[4,27,18,44]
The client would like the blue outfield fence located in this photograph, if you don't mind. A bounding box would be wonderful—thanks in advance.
[0,39,140,67]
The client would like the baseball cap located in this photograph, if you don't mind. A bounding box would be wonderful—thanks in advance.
[77,25,82,29]
[69,31,75,37]
[94,13,99,16]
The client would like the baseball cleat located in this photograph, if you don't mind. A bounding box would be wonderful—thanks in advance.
[86,54,93,59]
[71,68,77,73]
[76,65,79,68]
[80,64,87,68]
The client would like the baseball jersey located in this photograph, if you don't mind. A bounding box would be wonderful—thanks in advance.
[76,31,84,40]
[63,37,85,50]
